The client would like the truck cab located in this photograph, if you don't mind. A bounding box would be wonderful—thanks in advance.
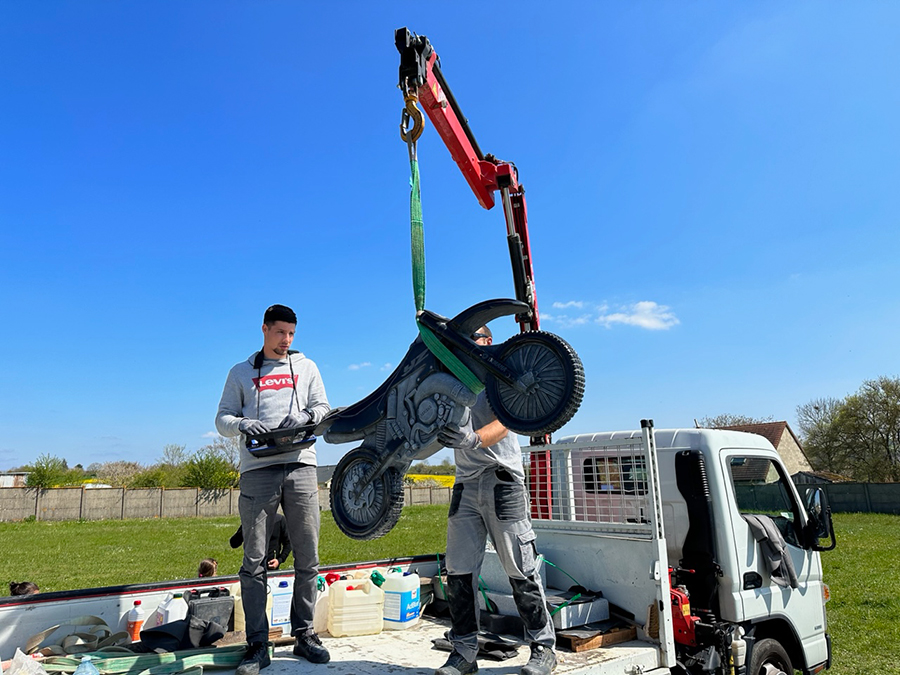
[529,423,834,675]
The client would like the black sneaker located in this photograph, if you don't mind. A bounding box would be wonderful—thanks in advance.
[435,650,478,675]
[293,632,330,664]
[236,642,271,675]
[521,644,557,675]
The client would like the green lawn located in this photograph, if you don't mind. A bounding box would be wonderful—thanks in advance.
[0,509,895,674]
[820,513,900,675]
[0,505,450,592]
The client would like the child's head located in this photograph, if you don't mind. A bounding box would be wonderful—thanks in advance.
[9,581,39,596]
[198,558,218,578]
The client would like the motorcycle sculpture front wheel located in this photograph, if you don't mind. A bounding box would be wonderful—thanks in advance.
[329,447,405,541]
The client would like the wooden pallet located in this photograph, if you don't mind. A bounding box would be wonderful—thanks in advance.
[556,625,637,653]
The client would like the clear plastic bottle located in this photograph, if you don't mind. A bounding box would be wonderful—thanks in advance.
[73,655,100,675]
[127,600,145,642]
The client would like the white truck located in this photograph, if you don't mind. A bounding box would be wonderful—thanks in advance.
[0,422,834,675]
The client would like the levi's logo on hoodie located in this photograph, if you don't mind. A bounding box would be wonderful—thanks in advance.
[253,374,298,391]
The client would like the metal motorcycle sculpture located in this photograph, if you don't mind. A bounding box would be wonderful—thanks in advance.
[316,299,584,540]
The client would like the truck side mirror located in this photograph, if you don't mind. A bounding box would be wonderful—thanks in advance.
[804,487,836,551]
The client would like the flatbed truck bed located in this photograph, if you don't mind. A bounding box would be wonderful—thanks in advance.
[264,614,662,675]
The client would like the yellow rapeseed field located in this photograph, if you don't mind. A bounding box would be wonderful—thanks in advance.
[406,474,456,487]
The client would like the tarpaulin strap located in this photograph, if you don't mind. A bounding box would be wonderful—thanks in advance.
[40,644,249,675]
[26,616,129,656]
[408,157,483,395]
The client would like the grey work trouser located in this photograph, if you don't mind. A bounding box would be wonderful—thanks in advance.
[445,468,555,662]
[239,463,320,644]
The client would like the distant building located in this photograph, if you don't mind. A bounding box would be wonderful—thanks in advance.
[715,422,813,475]
[0,472,30,488]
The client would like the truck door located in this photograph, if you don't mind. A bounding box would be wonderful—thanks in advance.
[723,452,830,668]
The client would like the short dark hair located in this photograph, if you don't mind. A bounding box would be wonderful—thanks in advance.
[264,304,297,326]
[198,558,218,578]
[9,581,39,596]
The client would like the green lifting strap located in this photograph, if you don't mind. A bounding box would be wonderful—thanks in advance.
[409,157,484,395]
[410,157,426,314]
[40,644,250,675]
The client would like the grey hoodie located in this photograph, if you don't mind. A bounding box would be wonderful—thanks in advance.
[216,350,330,473]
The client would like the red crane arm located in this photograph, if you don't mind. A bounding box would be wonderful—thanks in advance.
[396,28,540,332]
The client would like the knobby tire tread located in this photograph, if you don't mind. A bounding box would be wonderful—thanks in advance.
[485,330,585,436]
[330,448,405,541]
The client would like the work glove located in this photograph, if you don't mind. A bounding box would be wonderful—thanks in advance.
[438,424,482,452]
[277,411,312,429]
[239,418,269,435]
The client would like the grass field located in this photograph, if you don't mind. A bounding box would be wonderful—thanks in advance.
[0,505,450,591]
[0,510,896,673]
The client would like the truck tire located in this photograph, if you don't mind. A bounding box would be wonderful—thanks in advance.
[330,448,404,541]
[485,331,585,436]
[748,638,793,675]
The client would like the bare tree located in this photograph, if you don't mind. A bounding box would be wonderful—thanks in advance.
[695,413,774,428]
[162,443,187,466]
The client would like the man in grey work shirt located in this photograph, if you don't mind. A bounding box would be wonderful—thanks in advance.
[216,304,331,674]
[434,325,557,675]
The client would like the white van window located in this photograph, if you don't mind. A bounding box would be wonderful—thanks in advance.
[729,457,799,546]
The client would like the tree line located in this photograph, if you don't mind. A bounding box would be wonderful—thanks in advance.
[797,376,900,482]
[699,376,899,482]
[12,437,241,490]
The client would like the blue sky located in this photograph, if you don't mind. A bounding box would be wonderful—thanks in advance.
[1,3,898,470]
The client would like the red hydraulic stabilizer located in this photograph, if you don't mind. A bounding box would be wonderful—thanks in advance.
[396,28,552,517]
[669,568,701,647]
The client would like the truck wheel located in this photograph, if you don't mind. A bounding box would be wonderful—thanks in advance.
[485,331,585,436]
[330,448,404,541]
[748,638,793,675]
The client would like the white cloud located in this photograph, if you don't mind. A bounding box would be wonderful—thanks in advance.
[348,362,372,371]
[201,431,218,439]
[541,312,593,329]
[543,300,679,331]
[380,363,393,371]
[596,301,679,331]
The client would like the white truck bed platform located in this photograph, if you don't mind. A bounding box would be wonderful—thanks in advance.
[264,615,662,675]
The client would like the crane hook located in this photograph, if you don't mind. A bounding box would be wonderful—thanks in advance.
[400,93,424,143]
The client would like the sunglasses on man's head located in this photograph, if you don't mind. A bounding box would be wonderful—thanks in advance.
[471,333,490,340]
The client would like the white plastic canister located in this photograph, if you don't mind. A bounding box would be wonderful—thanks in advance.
[155,593,188,626]
[327,579,384,637]
[269,579,293,635]
[382,571,420,630]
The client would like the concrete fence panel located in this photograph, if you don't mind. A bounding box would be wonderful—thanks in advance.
[162,489,200,518]
[82,488,125,521]
[38,488,83,521]
[0,488,36,521]
[866,484,900,515]
[198,489,234,517]
[124,489,164,519]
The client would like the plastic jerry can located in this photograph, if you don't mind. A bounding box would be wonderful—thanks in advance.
[312,577,329,634]
[269,579,293,635]
[382,571,420,630]
[155,593,188,626]
[231,581,272,632]
[327,579,384,637]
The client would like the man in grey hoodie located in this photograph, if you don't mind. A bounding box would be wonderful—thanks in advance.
[216,304,330,673]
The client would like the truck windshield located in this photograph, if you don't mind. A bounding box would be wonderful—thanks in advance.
[729,457,800,547]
